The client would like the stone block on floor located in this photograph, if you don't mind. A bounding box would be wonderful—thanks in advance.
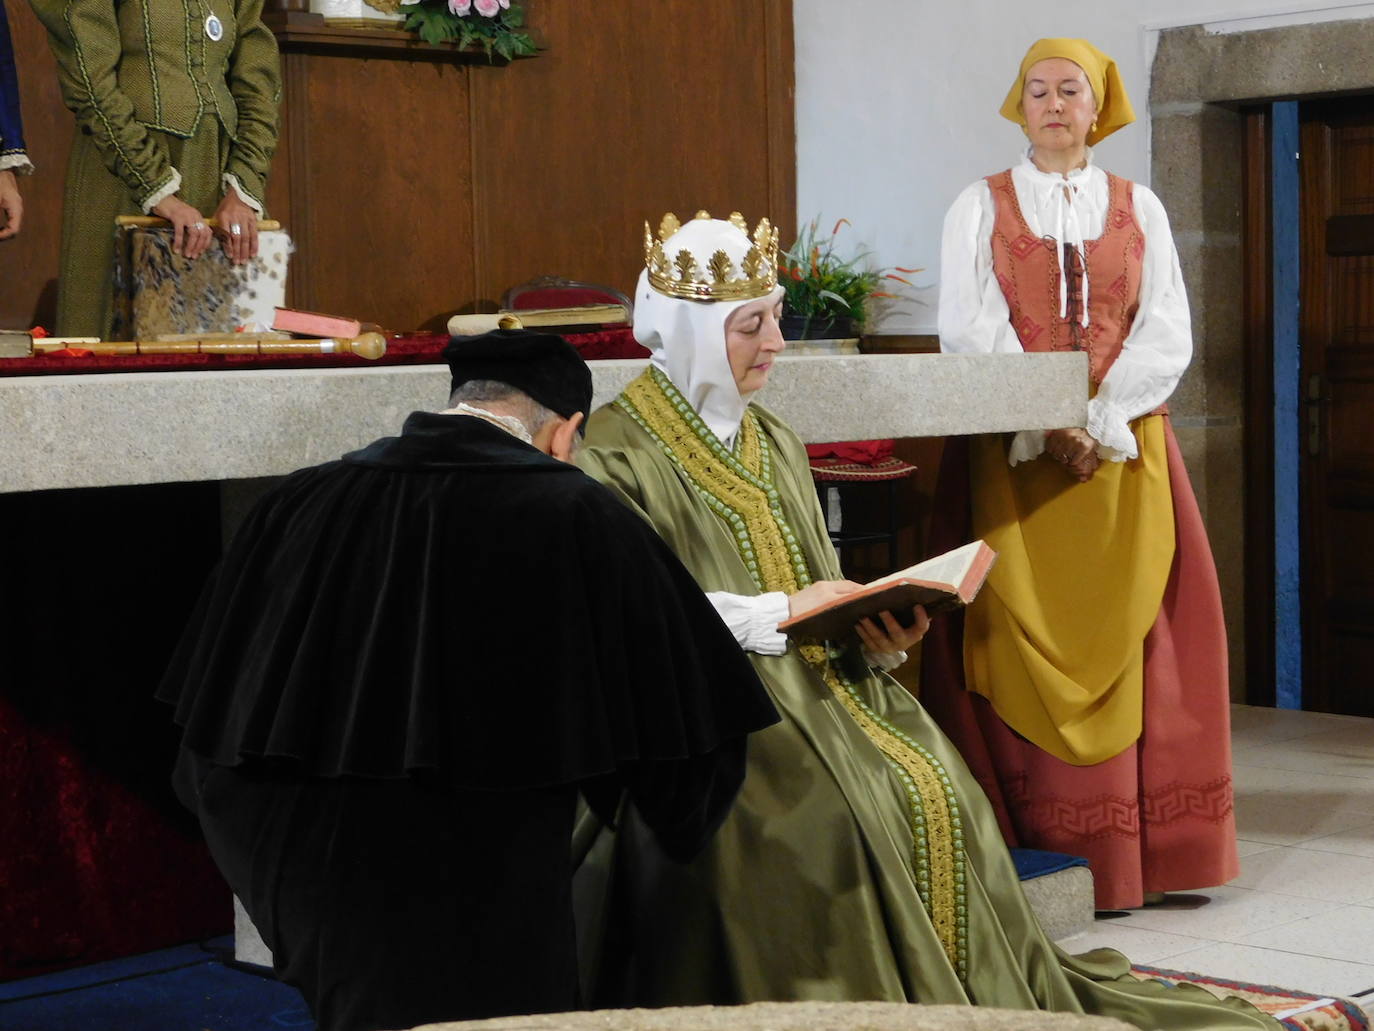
[1010,849,1096,943]
[1023,865,1097,942]
[233,896,272,970]
[415,1000,1135,1030]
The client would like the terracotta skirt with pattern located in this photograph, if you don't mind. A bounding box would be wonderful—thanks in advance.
[921,418,1239,910]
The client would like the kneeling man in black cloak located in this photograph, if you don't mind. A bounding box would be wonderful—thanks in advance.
[157,329,779,1031]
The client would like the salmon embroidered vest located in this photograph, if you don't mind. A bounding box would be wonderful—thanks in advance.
[985,168,1164,414]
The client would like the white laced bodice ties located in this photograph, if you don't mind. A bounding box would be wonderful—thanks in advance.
[938,149,1194,464]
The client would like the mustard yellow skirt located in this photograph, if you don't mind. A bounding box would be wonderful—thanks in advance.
[963,416,1175,765]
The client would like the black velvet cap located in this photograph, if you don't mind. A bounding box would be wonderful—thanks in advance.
[442,329,593,429]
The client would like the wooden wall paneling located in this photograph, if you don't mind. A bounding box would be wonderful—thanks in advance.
[1,0,73,329]
[1241,106,1275,706]
[1300,98,1374,717]
[762,0,795,242]
[3,1,797,334]
[468,0,797,307]
[265,52,302,308]
[271,47,478,331]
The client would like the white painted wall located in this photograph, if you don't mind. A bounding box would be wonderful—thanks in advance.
[794,0,1374,332]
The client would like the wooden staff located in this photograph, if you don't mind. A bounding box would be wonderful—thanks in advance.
[115,215,284,231]
[27,332,387,360]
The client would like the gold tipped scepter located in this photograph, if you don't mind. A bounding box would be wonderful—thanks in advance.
[21,332,387,360]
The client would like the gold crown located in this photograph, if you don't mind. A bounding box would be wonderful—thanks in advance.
[644,210,779,302]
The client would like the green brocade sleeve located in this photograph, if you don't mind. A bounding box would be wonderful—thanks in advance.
[222,0,279,207]
[575,445,655,525]
[28,0,175,209]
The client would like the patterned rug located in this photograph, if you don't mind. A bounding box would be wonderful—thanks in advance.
[1129,964,1371,1031]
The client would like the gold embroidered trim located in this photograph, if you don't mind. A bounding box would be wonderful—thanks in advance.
[799,641,966,974]
[619,369,808,594]
[615,368,967,978]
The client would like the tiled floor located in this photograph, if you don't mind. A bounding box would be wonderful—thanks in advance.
[1057,704,1374,1006]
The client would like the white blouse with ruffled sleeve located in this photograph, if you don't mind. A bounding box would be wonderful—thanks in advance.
[937,149,1192,463]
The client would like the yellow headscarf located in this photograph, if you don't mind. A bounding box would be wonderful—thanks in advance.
[999,38,1135,145]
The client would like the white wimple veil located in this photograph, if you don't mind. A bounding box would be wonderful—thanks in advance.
[633,217,784,447]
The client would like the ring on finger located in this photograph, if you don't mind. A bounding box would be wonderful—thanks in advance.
[230,223,243,237]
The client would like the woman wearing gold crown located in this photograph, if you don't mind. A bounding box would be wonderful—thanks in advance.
[921,39,1238,913]
[576,210,1275,1028]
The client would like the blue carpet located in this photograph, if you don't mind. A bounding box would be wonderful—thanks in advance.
[1011,847,1089,880]
[0,936,313,1031]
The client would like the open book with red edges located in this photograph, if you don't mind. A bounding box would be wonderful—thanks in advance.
[778,540,997,640]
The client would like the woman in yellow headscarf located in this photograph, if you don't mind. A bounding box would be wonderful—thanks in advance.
[923,39,1239,911]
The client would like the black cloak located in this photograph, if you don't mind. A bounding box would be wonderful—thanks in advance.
[158,411,778,788]
[157,412,778,1031]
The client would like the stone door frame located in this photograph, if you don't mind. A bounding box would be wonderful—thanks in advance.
[1148,16,1374,698]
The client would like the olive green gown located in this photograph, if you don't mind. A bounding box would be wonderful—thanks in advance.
[576,367,1276,1030]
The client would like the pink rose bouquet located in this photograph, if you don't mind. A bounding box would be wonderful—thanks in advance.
[398,0,534,55]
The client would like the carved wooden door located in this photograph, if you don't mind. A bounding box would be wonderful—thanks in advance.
[1299,96,1374,717]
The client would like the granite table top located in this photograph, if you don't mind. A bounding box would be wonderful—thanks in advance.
[0,352,1089,494]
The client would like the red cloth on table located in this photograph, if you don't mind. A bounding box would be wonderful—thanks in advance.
[0,329,648,377]
[557,329,649,361]
[805,440,895,464]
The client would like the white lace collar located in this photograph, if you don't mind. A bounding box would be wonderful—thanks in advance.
[438,403,534,445]
[1016,145,1096,187]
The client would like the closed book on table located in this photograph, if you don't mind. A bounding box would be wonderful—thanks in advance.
[779,540,997,640]
[272,307,362,338]
[112,226,292,340]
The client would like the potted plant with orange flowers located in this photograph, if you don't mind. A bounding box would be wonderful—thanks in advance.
[777,217,919,341]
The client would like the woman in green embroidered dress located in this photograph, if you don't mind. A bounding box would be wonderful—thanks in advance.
[575,211,1278,1029]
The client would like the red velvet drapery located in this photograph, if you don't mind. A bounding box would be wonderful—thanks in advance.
[0,484,231,982]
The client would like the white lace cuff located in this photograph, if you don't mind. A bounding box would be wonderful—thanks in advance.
[705,591,790,656]
[1086,397,1139,460]
[1008,429,1046,466]
[0,153,33,175]
[222,173,264,215]
[139,168,182,214]
[864,647,908,672]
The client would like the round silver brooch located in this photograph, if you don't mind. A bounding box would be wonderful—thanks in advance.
[204,13,224,41]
